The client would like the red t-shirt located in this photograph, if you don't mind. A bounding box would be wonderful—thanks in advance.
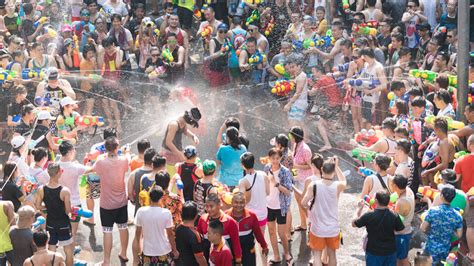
[210,240,233,266]
[314,76,342,107]
[454,154,474,193]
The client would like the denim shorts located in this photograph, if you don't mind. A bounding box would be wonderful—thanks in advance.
[365,251,396,266]
[396,233,412,259]
[362,100,373,123]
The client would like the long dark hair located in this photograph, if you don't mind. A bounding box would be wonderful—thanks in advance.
[226,127,241,150]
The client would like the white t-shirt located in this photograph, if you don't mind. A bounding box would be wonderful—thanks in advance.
[8,154,30,178]
[134,206,173,256]
[58,161,88,206]
[239,170,268,221]
[29,166,50,186]
[266,169,280,210]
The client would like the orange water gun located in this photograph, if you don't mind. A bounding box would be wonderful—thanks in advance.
[201,25,213,39]
[418,186,440,200]
[73,34,80,68]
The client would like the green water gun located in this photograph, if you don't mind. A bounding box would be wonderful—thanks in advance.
[424,115,465,130]
[246,9,260,26]
[352,147,376,162]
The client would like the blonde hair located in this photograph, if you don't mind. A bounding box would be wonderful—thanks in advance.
[18,205,35,228]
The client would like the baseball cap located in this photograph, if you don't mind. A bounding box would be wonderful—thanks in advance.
[11,135,25,149]
[64,38,73,46]
[217,23,229,31]
[183,145,197,159]
[416,22,431,31]
[47,67,58,80]
[60,96,78,107]
[37,110,52,120]
[202,160,216,176]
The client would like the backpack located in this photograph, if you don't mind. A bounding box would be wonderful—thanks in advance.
[231,29,247,51]
[138,178,155,207]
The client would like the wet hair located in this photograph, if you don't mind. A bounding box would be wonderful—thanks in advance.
[315,6,325,14]
[103,128,118,140]
[151,155,166,169]
[360,47,375,58]
[289,126,304,143]
[434,89,452,104]
[163,2,174,9]
[226,127,242,150]
[332,21,343,31]
[391,33,404,44]
[33,230,49,248]
[436,51,450,65]
[399,47,411,58]
[434,117,449,134]
[21,104,35,117]
[47,162,61,178]
[23,3,33,15]
[209,219,224,235]
[154,171,170,190]
[111,13,122,22]
[143,148,157,165]
[440,169,457,184]
[396,139,411,154]
[3,161,17,181]
[240,152,255,169]
[275,134,289,148]
[375,154,391,171]
[59,140,75,156]
[232,16,243,26]
[137,139,151,154]
[395,100,409,116]
[268,147,283,157]
[394,127,409,139]
[375,190,391,206]
[382,117,397,131]
[321,159,336,175]
[436,74,449,89]
[411,96,426,108]
[391,81,405,92]
[182,201,198,221]
[82,44,96,58]
[408,0,420,6]
[286,53,304,66]
[13,85,27,95]
[311,153,324,173]
[104,137,119,152]
[11,50,23,60]
[407,87,424,97]
[340,39,353,49]
[224,117,240,130]
[393,174,408,189]
[246,36,257,45]
[367,0,376,7]
[149,186,164,203]
[206,192,221,204]
[441,184,456,203]
[32,147,48,162]
[102,36,115,48]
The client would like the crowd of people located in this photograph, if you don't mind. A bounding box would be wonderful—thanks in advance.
[0,0,473,265]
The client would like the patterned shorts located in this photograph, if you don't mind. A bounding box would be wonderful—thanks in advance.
[139,252,172,266]
[86,180,100,200]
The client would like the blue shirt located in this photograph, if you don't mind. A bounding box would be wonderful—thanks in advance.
[424,204,463,262]
[216,144,247,187]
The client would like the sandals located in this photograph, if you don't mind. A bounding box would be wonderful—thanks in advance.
[118,255,129,264]
[268,259,281,265]
[83,220,95,226]
[286,254,294,265]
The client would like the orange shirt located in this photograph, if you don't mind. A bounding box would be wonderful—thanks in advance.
[130,156,144,172]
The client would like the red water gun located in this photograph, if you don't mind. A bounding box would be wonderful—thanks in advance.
[70,206,93,220]
[354,129,379,147]
[75,116,105,127]
[271,80,295,97]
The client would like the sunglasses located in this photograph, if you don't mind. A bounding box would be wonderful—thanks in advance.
[151,54,159,57]
[447,35,453,38]
[218,30,227,34]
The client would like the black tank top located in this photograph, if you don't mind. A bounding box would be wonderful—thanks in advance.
[162,121,184,151]
[133,168,152,214]
[209,38,228,72]
[31,124,50,150]
[178,162,199,201]
[43,186,70,228]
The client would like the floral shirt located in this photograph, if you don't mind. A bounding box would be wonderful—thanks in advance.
[424,204,463,263]
[159,191,183,228]
[292,141,312,182]
[263,164,293,216]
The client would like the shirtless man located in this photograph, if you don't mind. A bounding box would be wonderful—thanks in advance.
[23,231,66,266]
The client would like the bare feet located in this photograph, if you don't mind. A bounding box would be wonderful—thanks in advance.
[319,145,332,152]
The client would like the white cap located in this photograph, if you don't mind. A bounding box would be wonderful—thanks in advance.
[11,135,25,149]
[37,110,52,120]
[60,97,78,107]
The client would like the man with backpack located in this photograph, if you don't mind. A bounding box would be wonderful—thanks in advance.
[172,146,203,202]
[302,157,347,266]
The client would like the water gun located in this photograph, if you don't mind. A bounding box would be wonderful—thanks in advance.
[248,51,266,65]
[80,175,87,187]
[292,40,303,50]
[52,137,77,145]
[73,35,80,68]
[302,38,315,49]
[194,7,202,19]
[437,26,447,34]
[274,64,290,79]
[264,19,275,36]
[162,48,174,63]
[44,26,57,38]
[352,24,377,35]
[358,167,376,177]
[34,96,52,107]
[88,74,103,81]
[245,9,260,26]
[21,179,38,195]
[421,140,440,168]
[342,0,350,10]
[424,115,465,130]
[201,25,213,39]
[315,35,334,49]
[442,253,457,266]
[333,62,350,73]
[354,129,379,147]
[239,0,261,8]
[409,69,437,83]
[346,78,381,89]
[363,193,398,209]
[32,216,46,229]
[418,186,440,200]
[220,39,233,54]
[0,71,13,85]
[148,66,166,80]
[352,147,376,162]
[34,17,47,28]
[175,175,184,190]
[74,116,105,127]
[388,91,397,114]
[364,21,379,28]
[447,74,457,88]
[454,151,469,159]
[17,4,24,26]
[271,79,295,97]
[70,206,93,220]
[24,69,45,80]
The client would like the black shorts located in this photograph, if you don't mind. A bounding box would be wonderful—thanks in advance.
[100,205,128,231]
[177,6,193,30]
[362,100,374,123]
[46,224,73,246]
[267,208,287,225]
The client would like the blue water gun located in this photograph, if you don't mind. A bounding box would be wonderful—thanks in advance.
[0,70,12,84]
[32,216,46,229]
[347,78,381,90]
[358,167,375,177]
[315,35,334,50]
